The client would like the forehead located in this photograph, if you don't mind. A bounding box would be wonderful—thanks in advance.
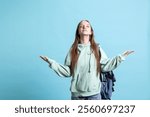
[80,21,90,25]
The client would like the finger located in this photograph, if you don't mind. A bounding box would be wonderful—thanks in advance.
[127,51,134,55]
[39,56,43,59]
[40,56,47,61]
[129,51,134,54]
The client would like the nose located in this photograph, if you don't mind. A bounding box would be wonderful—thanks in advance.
[83,25,86,29]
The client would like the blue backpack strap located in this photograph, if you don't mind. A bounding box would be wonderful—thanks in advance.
[100,71,116,100]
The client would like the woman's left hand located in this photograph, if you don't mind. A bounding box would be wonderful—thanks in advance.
[122,50,134,58]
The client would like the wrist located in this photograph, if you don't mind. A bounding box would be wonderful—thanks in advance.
[120,54,126,60]
[47,58,54,65]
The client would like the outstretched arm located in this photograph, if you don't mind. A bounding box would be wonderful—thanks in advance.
[100,47,134,72]
[40,56,71,77]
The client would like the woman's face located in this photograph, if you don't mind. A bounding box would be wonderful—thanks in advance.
[78,21,92,36]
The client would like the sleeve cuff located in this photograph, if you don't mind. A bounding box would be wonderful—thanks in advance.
[48,58,55,68]
[119,54,126,61]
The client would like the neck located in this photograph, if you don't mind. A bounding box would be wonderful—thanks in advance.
[80,35,90,44]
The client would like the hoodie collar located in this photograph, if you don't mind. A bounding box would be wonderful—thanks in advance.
[78,42,91,52]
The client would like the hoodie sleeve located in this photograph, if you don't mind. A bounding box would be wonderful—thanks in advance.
[48,51,71,77]
[100,46,125,72]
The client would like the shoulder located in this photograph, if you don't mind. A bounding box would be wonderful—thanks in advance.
[97,43,106,54]
[97,44,109,62]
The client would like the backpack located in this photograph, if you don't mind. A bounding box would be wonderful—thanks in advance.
[100,71,116,100]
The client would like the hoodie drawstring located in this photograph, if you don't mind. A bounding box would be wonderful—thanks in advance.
[88,52,92,73]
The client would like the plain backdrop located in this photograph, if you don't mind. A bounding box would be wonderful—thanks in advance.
[0,0,149,99]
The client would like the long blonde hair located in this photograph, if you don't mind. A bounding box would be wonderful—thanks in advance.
[70,20,101,76]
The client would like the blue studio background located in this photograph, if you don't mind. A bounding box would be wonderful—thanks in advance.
[0,0,149,100]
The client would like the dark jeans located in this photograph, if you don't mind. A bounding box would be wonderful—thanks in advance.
[71,93,101,100]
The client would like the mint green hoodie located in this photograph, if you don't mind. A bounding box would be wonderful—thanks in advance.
[49,42,125,97]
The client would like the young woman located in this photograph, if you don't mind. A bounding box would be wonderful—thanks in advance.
[40,20,134,100]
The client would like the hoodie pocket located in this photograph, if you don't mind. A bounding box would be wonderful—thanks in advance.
[76,74,88,92]
[87,78,99,92]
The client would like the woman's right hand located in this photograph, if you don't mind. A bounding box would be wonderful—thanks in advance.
[40,55,51,64]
